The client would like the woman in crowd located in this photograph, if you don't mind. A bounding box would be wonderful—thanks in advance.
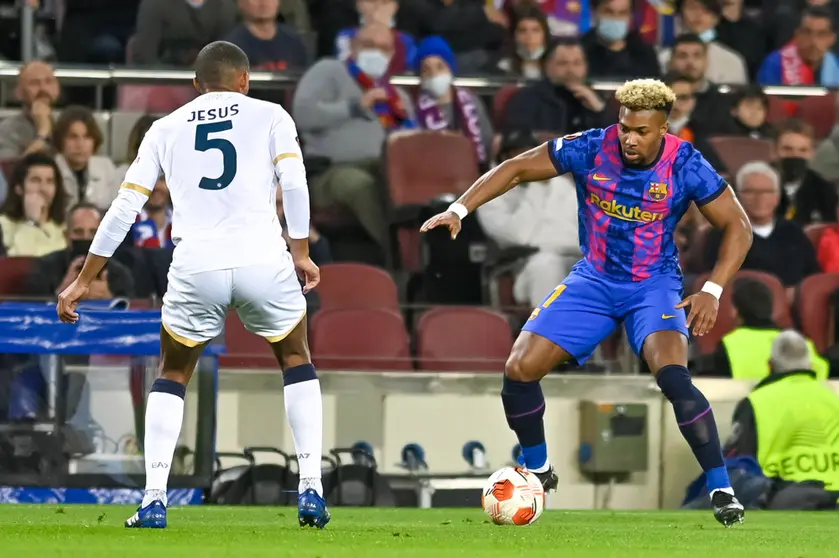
[53,106,121,210]
[0,152,68,257]
[497,5,550,79]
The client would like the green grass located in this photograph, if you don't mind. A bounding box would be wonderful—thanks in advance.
[0,505,834,557]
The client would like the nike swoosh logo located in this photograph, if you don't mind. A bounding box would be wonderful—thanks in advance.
[661,314,676,319]
[593,174,610,181]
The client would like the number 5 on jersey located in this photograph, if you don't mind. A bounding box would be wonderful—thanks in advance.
[195,121,237,190]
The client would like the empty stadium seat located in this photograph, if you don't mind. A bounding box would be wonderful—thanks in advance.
[492,84,521,129]
[797,95,836,140]
[416,306,513,372]
[118,85,197,113]
[691,270,792,354]
[220,311,277,369]
[766,95,795,124]
[386,130,479,270]
[708,136,773,176]
[386,130,479,208]
[317,263,399,311]
[0,257,35,296]
[311,309,412,371]
[797,273,839,352]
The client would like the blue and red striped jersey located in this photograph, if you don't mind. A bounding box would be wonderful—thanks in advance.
[547,125,726,282]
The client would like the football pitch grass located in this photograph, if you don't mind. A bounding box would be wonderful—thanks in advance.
[0,505,835,558]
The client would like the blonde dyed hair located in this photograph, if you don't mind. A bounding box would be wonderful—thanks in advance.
[614,79,676,113]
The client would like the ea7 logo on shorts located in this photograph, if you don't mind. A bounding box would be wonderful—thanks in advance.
[151,462,169,469]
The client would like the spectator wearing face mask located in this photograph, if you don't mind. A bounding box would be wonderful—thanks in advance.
[293,23,416,249]
[336,0,417,74]
[723,85,774,140]
[0,153,68,257]
[773,119,837,225]
[26,203,134,299]
[503,39,609,134]
[581,0,660,80]
[659,0,747,84]
[416,37,493,170]
[497,5,549,80]
[758,7,839,87]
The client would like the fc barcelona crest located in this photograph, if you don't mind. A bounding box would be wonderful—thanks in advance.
[648,182,668,201]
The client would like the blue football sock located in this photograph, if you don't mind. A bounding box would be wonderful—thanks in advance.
[501,376,548,470]
[657,365,730,492]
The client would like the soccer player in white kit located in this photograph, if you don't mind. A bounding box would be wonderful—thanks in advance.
[56,41,330,529]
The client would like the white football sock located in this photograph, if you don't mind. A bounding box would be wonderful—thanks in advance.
[284,378,323,495]
[142,391,185,507]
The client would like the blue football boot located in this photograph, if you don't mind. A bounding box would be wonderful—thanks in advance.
[125,499,167,529]
[298,488,330,528]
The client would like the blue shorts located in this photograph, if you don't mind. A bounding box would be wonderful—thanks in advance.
[521,260,688,365]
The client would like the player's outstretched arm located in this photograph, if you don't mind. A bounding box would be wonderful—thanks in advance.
[676,187,753,336]
[58,127,163,324]
[420,143,558,239]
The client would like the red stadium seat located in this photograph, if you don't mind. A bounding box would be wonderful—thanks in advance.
[317,263,399,311]
[386,130,479,270]
[220,310,277,369]
[118,85,197,113]
[766,95,795,124]
[311,309,412,371]
[804,223,839,249]
[0,257,35,296]
[691,271,791,354]
[797,273,839,352]
[416,306,513,372]
[493,84,521,129]
[797,94,836,140]
[386,130,479,208]
[708,136,773,177]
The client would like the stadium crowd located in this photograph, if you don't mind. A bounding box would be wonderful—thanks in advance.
[0,0,838,378]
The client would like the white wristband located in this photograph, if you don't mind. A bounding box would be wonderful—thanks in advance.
[448,202,468,220]
[701,281,723,300]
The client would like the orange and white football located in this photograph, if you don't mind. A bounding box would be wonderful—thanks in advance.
[481,467,545,526]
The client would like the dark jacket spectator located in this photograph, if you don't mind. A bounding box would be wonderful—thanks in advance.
[429,0,507,74]
[26,204,134,299]
[132,0,238,66]
[667,34,731,135]
[227,0,309,71]
[715,1,766,78]
[773,119,837,225]
[722,85,774,140]
[57,0,141,64]
[504,40,610,134]
[582,0,660,80]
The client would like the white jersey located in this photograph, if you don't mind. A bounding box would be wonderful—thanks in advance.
[121,91,303,275]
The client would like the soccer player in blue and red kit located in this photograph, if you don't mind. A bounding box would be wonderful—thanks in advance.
[421,79,753,526]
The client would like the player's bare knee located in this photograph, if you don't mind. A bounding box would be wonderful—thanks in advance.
[505,353,541,382]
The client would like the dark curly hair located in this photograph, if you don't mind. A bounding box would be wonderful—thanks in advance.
[0,152,68,225]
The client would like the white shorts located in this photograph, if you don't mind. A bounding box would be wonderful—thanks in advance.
[161,256,306,347]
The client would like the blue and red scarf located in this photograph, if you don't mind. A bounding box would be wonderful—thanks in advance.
[347,60,415,131]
